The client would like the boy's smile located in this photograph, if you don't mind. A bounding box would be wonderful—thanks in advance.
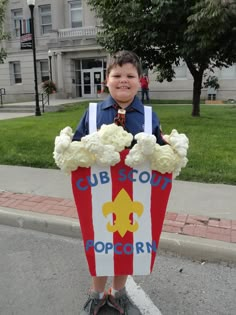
[106,64,140,108]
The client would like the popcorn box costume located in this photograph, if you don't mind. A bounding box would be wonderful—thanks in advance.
[72,149,172,276]
[54,103,189,277]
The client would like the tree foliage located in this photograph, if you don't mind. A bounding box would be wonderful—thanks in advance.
[87,0,236,116]
[0,0,9,64]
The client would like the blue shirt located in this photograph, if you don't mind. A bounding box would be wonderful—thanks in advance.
[72,95,166,146]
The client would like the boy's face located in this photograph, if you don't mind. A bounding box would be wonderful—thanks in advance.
[106,63,140,107]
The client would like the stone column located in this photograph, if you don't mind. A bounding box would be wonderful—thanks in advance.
[56,52,64,92]
[51,53,57,84]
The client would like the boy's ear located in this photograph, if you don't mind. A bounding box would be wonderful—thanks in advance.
[105,76,109,86]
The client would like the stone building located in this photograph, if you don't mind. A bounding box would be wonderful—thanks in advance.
[0,0,235,103]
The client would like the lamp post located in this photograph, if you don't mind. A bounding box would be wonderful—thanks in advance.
[48,50,53,81]
[27,0,41,116]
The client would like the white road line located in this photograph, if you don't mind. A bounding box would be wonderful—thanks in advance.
[126,276,162,315]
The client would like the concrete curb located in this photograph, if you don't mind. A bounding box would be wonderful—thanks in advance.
[159,232,236,264]
[0,207,81,239]
[0,207,236,264]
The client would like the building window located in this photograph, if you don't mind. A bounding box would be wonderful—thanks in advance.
[173,60,187,79]
[70,1,83,28]
[11,8,23,38]
[220,65,236,79]
[74,58,106,97]
[9,62,22,84]
[40,60,49,82]
[39,5,52,34]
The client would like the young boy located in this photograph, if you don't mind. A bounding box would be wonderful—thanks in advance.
[73,50,166,315]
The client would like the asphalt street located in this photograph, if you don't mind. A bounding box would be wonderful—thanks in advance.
[1,99,236,315]
[1,225,235,315]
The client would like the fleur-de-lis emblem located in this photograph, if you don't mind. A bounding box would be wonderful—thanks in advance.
[102,189,144,237]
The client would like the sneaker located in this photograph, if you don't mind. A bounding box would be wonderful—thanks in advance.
[107,288,142,315]
[80,291,106,315]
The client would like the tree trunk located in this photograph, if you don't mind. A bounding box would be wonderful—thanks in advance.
[185,60,205,117]
[192,74,203,117]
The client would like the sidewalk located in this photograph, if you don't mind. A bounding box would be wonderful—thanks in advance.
[0,165,235,263]
[0,97,96,119]
[0,100,236,263]
[1,97,87,108]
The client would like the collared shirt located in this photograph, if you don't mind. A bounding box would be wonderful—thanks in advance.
[72,95,166,146]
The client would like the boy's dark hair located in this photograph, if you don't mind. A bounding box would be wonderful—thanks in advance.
[106,50,142,77]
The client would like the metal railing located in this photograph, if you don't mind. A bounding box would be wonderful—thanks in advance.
[58,26,97,39]
[0,88,6,106]
[0,90,49,113]
[40,92,49,112]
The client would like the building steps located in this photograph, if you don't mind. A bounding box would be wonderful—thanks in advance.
[0,103,64,113]
[0,105,35,113]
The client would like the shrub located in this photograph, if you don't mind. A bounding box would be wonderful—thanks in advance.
[203,75,220,90]
[42,80,57,95]
[102,80,109,93]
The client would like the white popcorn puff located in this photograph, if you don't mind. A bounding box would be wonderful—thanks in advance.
[125,133,156,167]
[135,133,157,155]
[81,131,120,165]
[173,156,188,178]
[95,144,120,166]
[54,126,74,154]
[53,125,189,177]
[60,126,73,138]
[53,124,125,173]
[53,141,95,174]
[150,144,177,174]
[81,132,102,154]
[98,124,133,151]
[54,135,71,154]
[125,143,146,167]
[163,129,189,157]
[69,141,96,168]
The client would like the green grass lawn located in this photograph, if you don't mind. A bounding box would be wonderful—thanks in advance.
[0,102,235,185]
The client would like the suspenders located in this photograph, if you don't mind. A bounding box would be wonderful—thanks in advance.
[143,105,152,135]
[88,103,152,135]
[89,102,98,134]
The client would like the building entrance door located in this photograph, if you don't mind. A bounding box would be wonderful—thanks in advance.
[82,69,104,98]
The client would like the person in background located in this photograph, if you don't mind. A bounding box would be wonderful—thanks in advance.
[140,74,150,103]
